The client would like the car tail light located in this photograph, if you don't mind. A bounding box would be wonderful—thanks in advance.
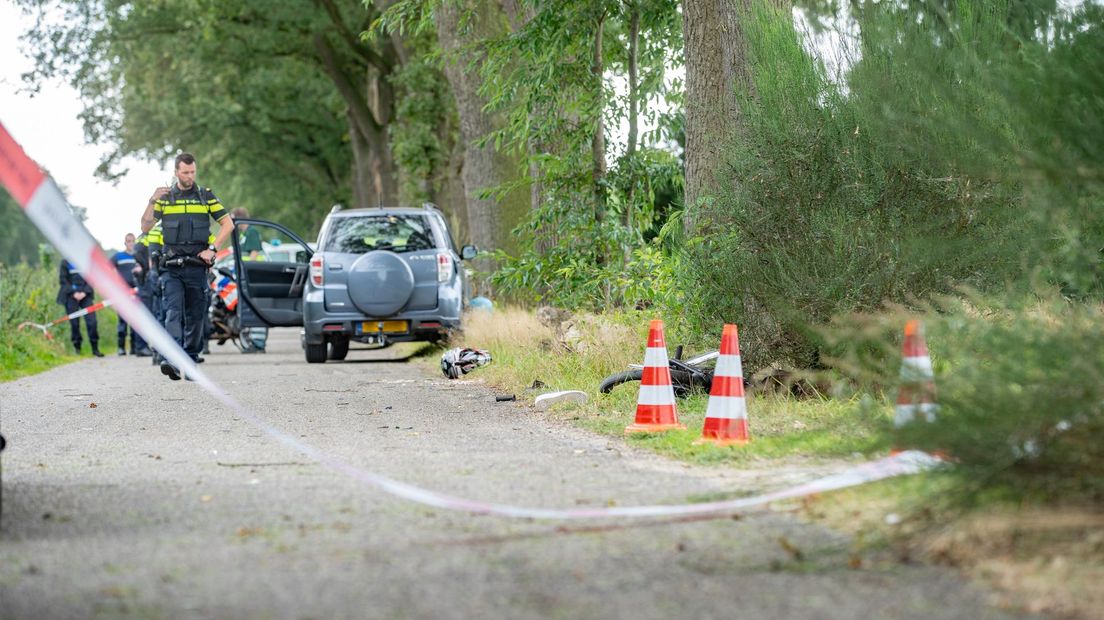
[437,252,453,283]
[309,255,324,286]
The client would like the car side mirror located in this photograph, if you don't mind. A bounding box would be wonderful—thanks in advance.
[460,245,478,261]
[295,250,310,263]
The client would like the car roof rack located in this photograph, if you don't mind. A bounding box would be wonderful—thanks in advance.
[422,202,439,211]
[330,203,343,214]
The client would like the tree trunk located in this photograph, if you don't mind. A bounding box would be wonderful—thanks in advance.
[500,0,548,220]
[313,31,398,208]
[366,63,398,205]
[625,6,640,165]
[347,112,373,209]
[591,13,608,226]
[623,3,640,264]
[681,0,754,233]
[435,0,527,257]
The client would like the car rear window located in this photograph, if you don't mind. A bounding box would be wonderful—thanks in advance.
[324,214,435,254]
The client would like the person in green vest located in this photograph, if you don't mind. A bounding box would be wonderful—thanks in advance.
[231,207,267,352]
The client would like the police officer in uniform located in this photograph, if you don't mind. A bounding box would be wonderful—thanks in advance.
[132,228,155,357]
[110,233,141,355]
[56,259,103,357]
[140,222,167,364]
[140,153,233,380]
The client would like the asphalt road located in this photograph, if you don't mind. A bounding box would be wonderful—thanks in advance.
[0,329,1025,619]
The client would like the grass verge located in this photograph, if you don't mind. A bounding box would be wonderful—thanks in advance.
[1,306,125,382]
[1,260,126,383]
[454,307,892,464]
[804,475,1104,619]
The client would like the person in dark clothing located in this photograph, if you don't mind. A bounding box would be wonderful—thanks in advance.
[146,223,166,365]
[140,152,234,380]
[231,207,268,353]
[56,260,103,356]
[131,231,154,356]
[110,233,142,355]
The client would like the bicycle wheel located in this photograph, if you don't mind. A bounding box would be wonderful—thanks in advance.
[598,370,643,393]
[599,369,706,395]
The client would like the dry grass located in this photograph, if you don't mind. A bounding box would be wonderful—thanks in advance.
[457,307,647,395]
[806,478,1104,620]
[924,508,1104,619]
[462,307,553,352]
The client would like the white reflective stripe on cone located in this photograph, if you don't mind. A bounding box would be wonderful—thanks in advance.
[899,356,934,381]
[713,354,743,378]
[704,395,747,420]
[643,347,669,368]
[895,402,939,425]
[637,384,678,406]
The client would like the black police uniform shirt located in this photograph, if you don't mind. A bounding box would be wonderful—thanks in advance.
[152,183,229,257]
[57,260,93,305]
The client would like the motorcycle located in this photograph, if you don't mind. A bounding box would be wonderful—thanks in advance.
[208,267,264,353]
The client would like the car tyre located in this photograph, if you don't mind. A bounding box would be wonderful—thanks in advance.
[328,336,350,361]
[305,340,328,364]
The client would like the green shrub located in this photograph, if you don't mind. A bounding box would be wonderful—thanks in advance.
[680,0,1031,373]
[1,263,75,379]
[679,0,1102,501]
[0,261,122,380]
[488,163,684,313]
[829,297,1104,502]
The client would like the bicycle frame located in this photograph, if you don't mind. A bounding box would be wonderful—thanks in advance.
[628,350,718,370]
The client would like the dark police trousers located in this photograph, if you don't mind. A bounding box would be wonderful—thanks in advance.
[117,313,136,352]
[161,263,208,361]
[151,271,165,326]
[64,295,99,349]
[135,274,159,350]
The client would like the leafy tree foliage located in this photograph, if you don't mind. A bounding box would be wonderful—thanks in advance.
[471,0,686,308]
[0,190,48,266]
[681,0,1102,371]
[16,0,459,236]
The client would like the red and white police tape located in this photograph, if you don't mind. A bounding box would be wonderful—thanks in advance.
[0,119,943,520]
[18,287,138,338]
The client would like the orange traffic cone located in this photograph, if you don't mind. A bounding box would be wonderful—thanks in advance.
[695,324,750,446]
[625,320,686,434]
[895,320,938,426]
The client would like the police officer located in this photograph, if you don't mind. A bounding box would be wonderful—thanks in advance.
[56,259,103,357]
[132,228,155,357]
[140,153,233,380]
[110,233,141,355]
[144,222,166,364]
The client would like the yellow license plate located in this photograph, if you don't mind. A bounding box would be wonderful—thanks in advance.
[361,320,408,334]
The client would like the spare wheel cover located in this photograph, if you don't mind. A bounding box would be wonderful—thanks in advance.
[347,250,415,317]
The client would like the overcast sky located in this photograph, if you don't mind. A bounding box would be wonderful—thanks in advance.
[0,3,165,251]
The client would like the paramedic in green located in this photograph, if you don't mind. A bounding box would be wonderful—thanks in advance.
[231,207,268,353]
[233,207,263,260]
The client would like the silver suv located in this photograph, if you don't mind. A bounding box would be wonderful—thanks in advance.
[231,205,476,363]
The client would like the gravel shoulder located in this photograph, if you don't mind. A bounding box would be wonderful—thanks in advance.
[0,330,1027,619]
